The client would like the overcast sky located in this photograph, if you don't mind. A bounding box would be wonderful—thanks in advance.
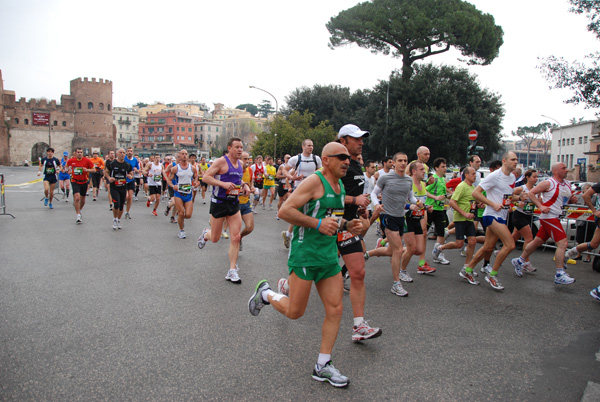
[1,0,598,139]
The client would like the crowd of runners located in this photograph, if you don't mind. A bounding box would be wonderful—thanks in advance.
[36,124,600,388]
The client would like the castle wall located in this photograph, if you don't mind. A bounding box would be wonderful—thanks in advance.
[9,128,75,165]
[0,70,8,165]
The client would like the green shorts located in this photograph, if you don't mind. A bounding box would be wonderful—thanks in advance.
[289,263,341,283]
[264,184,276,190]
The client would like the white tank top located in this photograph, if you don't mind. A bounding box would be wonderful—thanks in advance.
[539,177,572,220]
[148,162,163,186]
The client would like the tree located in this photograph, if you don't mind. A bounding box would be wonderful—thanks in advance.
[134,102,148,108]
[250,111,337,158]
[257,100,275,118]
[512,123,553,168]
[538,0,600,109]
[283,84,370,129]
[235,104,258,116]
[326,0,504,81]
[362,64,504,164]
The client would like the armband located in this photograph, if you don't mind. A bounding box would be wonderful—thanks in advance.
[405,203,411,210]
[316,219,322,230]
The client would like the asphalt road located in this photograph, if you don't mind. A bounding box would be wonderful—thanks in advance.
[1,166,599,401]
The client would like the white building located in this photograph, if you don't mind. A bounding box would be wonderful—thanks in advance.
[551,120,596,169]
[112,107,140,149]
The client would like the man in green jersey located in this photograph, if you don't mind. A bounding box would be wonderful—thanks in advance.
[427,157,452,264]
[248,142,362,388]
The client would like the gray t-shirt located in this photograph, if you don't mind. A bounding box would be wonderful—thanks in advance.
[375,171,415,217]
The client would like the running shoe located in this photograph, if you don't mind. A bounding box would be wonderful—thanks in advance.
[493,249,500,258]
[197,227,209,249]
[481,263,492,274]
[282,231,290,249]
[179,230,186,239]
[226,267,241,284]
[221,232,229,239]
[376,238,387,248]
[65,197,69,203]
[460,245,467,257]
[390,282,408,297]
[459,267,479,285]
[248,280,271,316]
[352,320,382,341]
[170,216,176,224]
[343,272,350,292]
[152,209,158,216]
[555,272,575,285]
[590,287,600,302]
[432,244,449,264]
[444,228,450,240]
[117,219,122,229]
[112,219,117,231]
[76,214,82,224]
[134,196,138,201]
[203,200,206,204]
[93,197,96,202]
[269,205,273,210]
[109,205,112,211]
[48,203,53,209]
[399,270,413,283]
[239,239,243,251]
[146,199,151,208]
[565,247,579,261]
[164,206,171,216]
[125,212,131,219]
[511,258,524,277]
[485,274,504,290]
[262,204,265,210]
[432,243,441,260]
[417,263,436,275]
[277,278,289,296]
[522,261,536,273]
[312,361,349,388]
[364,251,369,261]
[44,198,48,206]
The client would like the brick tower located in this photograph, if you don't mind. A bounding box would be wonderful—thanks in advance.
[70,77,115,154]
[0,70,9,165]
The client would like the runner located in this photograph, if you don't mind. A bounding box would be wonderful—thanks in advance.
[401,161,436,276]
[189,154,200,203]
[281,139,322,247]
[566,179,600,265]
[376,156,393,179]
[197,137,250,284]
[124,147,140,219]
[464,152,519,290]
[427,158,452,264]
[198,156,210,204]
[104,151,115,210]
[133,153,143,201]
[88,151,105,202]
[261,156,277,210]
[275,154,292,219]
[58,151,71,202]
[37,147,60,209]
[66,148,95,223]
[144,153,163,216]
[512,162,578,284]
[167,149,197,239]
[370,152,420,297]
[239,151,255,251]
[510,169,539,271]
[104,148,133,230]
[248,142,361,388]
[250,155,265,210]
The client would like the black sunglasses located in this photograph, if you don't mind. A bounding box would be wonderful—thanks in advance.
[327,153,351,161]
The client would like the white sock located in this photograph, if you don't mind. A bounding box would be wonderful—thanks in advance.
[262,289,276,302]
[286,231,292,238]
[317,353,331,368]
[353,316,364,327]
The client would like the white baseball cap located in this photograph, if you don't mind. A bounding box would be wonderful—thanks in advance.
[338,124,370,139]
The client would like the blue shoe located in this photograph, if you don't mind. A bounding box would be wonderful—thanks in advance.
[44,198,48,206]
[48,203,53,209]
[591,287,600,302]
[511,258,523,277]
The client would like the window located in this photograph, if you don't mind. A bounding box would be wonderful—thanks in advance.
[62,121,66,127]
[88,102,93,110]
[562,139,566,146]
[120,125,123,130]
[571,138,575,145]
[53,120,58,126]
[173,118,176,122]
[107,104,111,111]
[188,136,192,141]
[208,126,211,131]
[216,127,219,132]
[14,118,19,124]
[143,128,146,133]
[148,127,154,134]
[99,103,104,110]
[24,118,29,125]
[149,136,154,141]
[579,137,583,144]
[188,128,192,132]
[168,127,172,133]
[585,136,589,144]
[77,102,82,109]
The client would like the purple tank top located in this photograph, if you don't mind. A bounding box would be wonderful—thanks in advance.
[211,155,243,203]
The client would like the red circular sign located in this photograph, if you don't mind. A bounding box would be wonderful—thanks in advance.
[468,130,478,141]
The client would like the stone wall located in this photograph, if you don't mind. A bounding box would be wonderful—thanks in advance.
[9,128,75,165]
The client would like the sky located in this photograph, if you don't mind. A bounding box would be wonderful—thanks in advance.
[1,0,598,139]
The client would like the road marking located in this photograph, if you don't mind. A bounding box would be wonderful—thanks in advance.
[4,178,42,187]
[581,381,600,402]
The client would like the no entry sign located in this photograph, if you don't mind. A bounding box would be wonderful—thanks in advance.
[468,130,478,141]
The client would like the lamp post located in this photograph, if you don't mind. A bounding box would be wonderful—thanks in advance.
[250,85,278,158]
[541,114,563,163]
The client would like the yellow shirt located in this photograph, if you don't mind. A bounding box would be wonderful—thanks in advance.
[264,165,276,186]
[239,167,252,204]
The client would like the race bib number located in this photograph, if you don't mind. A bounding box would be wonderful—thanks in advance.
[46,167,55,174]
[115,179,126,187]
[267,175,274,181]
[411,208,425,219]
[326,208,345,226]
[226,185,241,199]
[523,202,536,213]
[469,200,477,214]
[559,205,569,218]
[153,174,162,182]
[502,194,512,209]
[337,230,361,247]
[178,184,192,194]
[74,167,84,175]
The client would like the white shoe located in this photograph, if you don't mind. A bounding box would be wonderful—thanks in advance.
[226,267,241,284]
[399,270,413,283]
[112,219,117,230]
[117,219,122,229]
[76,214,82,224]
[179,230,186,239]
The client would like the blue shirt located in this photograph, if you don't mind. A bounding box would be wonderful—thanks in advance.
[124,156,140,183]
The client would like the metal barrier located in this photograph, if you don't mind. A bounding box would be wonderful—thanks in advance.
[0,173,16,218]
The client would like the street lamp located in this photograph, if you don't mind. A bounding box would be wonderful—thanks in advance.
[541,114,563,163]
[250,85,278,158]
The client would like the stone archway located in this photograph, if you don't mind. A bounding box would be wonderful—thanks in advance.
[31,142,49,163]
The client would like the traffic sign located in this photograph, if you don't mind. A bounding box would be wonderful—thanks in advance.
[468,130,478,141]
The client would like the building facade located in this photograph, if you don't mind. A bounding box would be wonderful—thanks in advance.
[551,120,598,181]
[113,107,139,149]
[137,111,195,153]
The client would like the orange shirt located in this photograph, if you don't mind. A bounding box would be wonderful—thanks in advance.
[89,156,105,172]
